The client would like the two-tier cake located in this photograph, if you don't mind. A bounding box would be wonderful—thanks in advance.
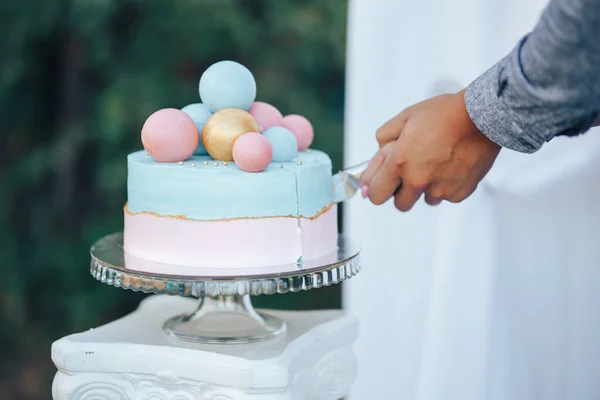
[123,61,338,269]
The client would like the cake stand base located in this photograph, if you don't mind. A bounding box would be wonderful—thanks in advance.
[90,232,360,345]
[163,294,286,344]
[51,295,358,400]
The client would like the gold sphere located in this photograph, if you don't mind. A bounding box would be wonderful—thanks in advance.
[202,108,260,161]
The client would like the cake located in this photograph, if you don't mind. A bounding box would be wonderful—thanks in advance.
[123,61,338,269]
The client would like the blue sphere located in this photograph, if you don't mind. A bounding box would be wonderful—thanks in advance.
[199,61,257,113]
[262,127,298,162]
[181,103,213,155]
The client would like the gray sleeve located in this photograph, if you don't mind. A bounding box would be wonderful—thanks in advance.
[464,0,600,153]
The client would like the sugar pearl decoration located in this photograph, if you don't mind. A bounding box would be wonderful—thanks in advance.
[248,101,283,131]
[281,114,314,151]
[141,108,199,163]
[203,161,209,165]
[232,132,273,173]
[199,61,257,112]
[202,108,260,161]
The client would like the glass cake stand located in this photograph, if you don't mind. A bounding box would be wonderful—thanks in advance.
[90,232,361,344]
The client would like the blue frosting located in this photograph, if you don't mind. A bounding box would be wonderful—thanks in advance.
[127,149,333,220]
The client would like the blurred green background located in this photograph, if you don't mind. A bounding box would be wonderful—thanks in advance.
[0,1,347,398]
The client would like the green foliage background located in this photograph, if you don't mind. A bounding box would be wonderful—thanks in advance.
[0,1,347,398]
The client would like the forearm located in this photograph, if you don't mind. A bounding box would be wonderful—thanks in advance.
[464,0,600,153]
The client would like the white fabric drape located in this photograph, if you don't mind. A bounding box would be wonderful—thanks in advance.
[343,1,600,399]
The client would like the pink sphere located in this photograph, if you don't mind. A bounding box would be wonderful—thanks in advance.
[248,102,283,131]
[281,114,314,150]
[141,108,199,162]
[232,132,273,172]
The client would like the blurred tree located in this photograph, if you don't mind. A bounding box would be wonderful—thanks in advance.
[0,0,347,398]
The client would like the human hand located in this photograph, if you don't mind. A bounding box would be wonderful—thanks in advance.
[361,89,501,211]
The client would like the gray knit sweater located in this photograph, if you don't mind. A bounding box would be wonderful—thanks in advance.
[464,0,600,153]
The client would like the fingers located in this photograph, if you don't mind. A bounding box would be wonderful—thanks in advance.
[424,192,442,206]
[423,182,444,206]
[394,184,425,211]
[423,181,478,205]
[361,149,387,189]
[366,149,404,205]
[446,183,478,203]
[375,108,412,147]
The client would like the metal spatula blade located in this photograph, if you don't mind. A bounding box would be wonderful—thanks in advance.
[332,161,369,203]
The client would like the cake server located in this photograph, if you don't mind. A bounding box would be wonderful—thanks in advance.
[332,161,370,203]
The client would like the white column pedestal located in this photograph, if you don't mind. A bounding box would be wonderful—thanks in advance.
[51,295,358,400]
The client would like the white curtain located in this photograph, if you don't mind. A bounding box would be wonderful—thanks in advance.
[343,1,600,399]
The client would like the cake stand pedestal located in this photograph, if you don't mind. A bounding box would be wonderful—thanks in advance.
[51,232,361,399]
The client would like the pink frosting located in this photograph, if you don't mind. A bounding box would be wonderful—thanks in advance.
[141,108,199,162]
[281,114,314,150]
[232,132,273,172]
[123,205,338,273]
[299,205,338,260]
[248,101,283,130]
